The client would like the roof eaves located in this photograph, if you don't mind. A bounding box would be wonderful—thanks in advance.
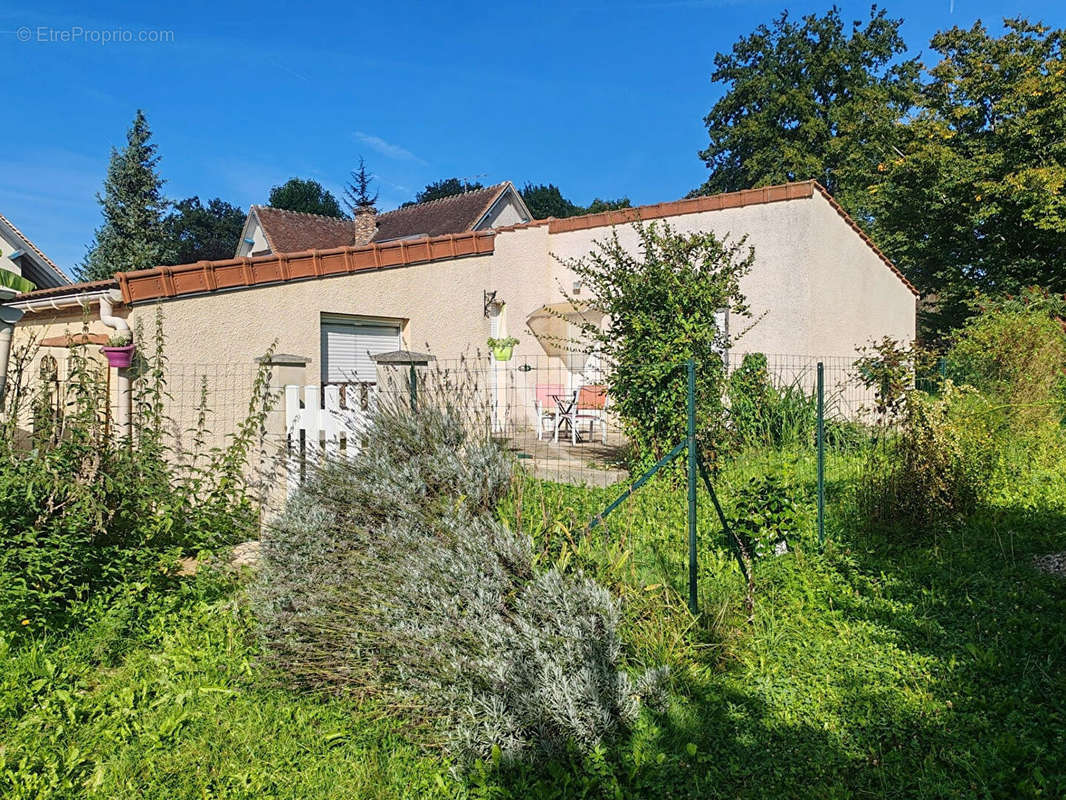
[10,278,119,307]
[0,212,70,286]
[117,230,496,304]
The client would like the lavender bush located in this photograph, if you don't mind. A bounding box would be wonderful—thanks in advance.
[253,380,656,761]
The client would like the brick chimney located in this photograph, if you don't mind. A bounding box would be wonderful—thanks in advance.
[353,205,377,245]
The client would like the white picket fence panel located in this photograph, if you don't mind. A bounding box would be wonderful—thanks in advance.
[284,384,367,495]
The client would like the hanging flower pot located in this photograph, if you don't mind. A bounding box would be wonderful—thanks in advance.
[488,337,518,362]
[101,334,135,368]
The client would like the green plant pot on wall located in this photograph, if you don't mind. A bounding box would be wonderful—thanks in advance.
[488,337,519,362]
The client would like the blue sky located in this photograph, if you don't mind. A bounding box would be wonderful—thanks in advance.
[1,0,1062,277]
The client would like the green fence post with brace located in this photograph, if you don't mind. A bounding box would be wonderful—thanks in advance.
[816,361,825,547]
[687,358,698,615]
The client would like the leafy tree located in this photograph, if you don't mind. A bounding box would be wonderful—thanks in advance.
[869,19,1066,333]
[521,183,583,219]
[344,156,378,215]
[407,178,484,206]
[80,110,171,281]
[585,197,631,214]
[558,221,755,468]
[269,178,345,218]
[521,183,632,219]
[161,197,245,264]
[692,6,920,217]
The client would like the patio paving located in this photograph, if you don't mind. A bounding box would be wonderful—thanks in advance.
[499,427,629,487]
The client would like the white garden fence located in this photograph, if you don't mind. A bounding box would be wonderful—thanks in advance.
[284,384,366,495]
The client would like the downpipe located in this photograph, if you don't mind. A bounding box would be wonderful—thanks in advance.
[99,291,133,441]
[0,303,25,405]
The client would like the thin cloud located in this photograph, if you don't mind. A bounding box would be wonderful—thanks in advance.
[354,131,426,164]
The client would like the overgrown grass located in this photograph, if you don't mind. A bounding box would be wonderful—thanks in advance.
[0,567,466,799]
[3,441,1065,797]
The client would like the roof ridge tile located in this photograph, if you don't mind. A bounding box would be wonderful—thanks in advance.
[375,182,506,218]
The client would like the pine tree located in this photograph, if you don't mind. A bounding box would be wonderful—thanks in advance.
[80,110,170,281]
[343,156,379,215]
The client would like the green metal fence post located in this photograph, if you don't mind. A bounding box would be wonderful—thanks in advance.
[687,358,698,615]
[409,363,417,411]
[816,361,825,547]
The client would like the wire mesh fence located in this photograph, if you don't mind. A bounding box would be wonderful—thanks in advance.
[4,345,888,548]
[2,359,259,461]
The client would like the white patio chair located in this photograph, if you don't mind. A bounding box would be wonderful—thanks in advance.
[561,384,609,445]
[534,383,566,441]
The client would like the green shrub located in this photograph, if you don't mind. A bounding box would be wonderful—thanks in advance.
[946,307,1066,426]
[860,384,998,531]
[555,220,755,469]
[254,390,658,762]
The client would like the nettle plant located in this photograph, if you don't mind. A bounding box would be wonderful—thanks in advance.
[731,474,801,559]
[0,309,276,636]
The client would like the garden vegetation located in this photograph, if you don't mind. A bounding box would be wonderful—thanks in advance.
[1,297,1064,797]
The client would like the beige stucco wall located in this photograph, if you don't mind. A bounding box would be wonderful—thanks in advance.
[803,193,916,356]
[543,194,914,361]
[7,195,915,441]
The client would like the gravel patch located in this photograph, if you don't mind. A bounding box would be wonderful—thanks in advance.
[1033,551,1066,577]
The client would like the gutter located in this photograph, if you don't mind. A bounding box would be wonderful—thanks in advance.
[0,287,130,420]
[6,287,119,313]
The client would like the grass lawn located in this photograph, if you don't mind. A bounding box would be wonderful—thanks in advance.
[3,447,1065,798]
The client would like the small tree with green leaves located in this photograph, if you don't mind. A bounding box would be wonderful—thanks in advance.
[80,110,171,281]
[558,221,755,468]
[404,177,483,207]
[268,178,345,218]
[162,196,245,264]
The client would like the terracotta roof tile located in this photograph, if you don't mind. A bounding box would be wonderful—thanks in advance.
[372,183,509,241]
[252,206,359,253]
[117,231,495,304]
[250,183,517,254]
[15,182,915,308]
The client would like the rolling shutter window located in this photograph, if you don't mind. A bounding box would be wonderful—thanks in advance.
[321,319,401,384]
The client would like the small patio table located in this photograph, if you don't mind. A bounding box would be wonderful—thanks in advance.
[550,391,579,443]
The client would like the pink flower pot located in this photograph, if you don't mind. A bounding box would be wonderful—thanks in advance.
[101,344,135,369]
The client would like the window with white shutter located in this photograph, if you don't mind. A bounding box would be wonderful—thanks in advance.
[320,315,402,385]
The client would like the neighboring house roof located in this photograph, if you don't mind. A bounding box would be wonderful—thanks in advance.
[0,212,71,289]
[16,181,916,307]
[241,182,532,256]
[250,206,359,254]
[372,182,528,241]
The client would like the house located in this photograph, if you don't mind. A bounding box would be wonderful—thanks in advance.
[2,181,916,443]
[0,213,70,293]
[235,182,532,257]
[0,212,69,400]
